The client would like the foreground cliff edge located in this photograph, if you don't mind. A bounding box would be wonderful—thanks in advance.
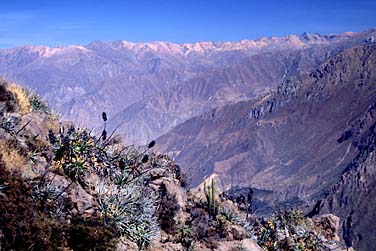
[0,80,352,250]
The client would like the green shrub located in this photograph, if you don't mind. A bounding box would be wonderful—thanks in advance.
[174,225,195,250]
[251,209,331,251]
[29,93,51,114]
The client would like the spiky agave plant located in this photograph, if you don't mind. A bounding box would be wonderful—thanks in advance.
[29,93,51,114]
[1,115,18,133]
[50,127,95,182]
[0,183,6,197]
[30,179,67,218]
[96,180,159,249]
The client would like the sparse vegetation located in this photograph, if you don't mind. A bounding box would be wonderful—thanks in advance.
[174,224,195,249]
[158,183,180,234]
[204,178,218,217]
[2,81,56,117]
[0,114,18,133]
[0,81,179,250]
[0,142,28,172]
[0,81,342,251]
[29,93,52,114]
[250,209,333,251]
[6,83,30,114]
[96,180,159,249]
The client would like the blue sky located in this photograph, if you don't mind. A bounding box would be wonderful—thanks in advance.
[0,0,375,48]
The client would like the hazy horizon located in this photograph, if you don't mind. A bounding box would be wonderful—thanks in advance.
[1,27,374,50]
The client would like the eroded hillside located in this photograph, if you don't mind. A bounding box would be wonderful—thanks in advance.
[157,44,376,249]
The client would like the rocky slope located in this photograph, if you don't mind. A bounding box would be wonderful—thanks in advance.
[0,80,345,251]
[156,44,376,248]
[1,30,376,250]
[308,102,376,250]
[1,29,376,144]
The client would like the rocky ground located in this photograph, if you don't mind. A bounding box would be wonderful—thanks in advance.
[0,80,349,250]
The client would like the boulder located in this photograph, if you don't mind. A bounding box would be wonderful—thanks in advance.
[116,238,138,251]
[312,214,340,242]
[216,239,262,251]
[148,241,185,251]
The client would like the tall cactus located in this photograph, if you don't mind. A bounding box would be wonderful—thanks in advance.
[204,178,217,217]
[211,179,216,216]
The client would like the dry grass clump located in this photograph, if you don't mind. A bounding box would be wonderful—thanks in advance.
[0,83,18,113]
[46,117,61,134]
[6,83,31,114]
[0,141,28,172]
[3,81,54,116]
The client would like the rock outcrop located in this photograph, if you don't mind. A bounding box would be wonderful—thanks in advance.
[309,108,376,250]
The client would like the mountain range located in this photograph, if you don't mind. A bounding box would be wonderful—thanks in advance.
[0,30,374,144]
[1,28,376,250]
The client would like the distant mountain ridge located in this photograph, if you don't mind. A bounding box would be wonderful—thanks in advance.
[0,29,375,144]
[2,30,358,57]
